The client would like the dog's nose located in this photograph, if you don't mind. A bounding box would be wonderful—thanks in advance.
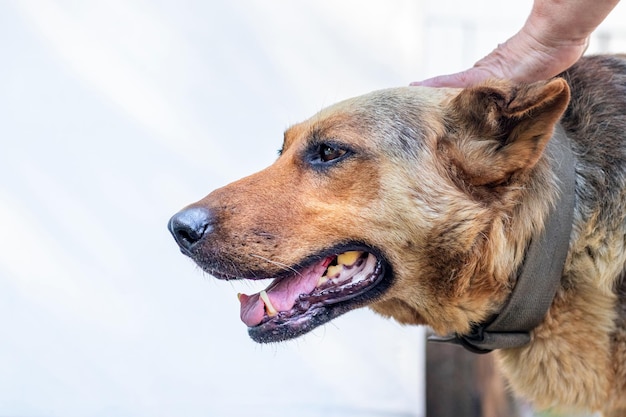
[168,207,214,252]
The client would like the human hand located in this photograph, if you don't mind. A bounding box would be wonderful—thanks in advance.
[411,26,589,88]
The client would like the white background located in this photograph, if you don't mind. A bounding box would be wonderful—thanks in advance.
[1,1,624,416]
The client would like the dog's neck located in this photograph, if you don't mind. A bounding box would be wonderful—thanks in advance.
[429,124,577,353]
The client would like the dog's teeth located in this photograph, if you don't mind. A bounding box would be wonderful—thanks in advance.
[337,251,361,267]
[259,290,278,317]
[325,264,342,278]
[317,275,329,287]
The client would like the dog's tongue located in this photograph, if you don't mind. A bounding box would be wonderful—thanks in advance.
[238,258,332,327]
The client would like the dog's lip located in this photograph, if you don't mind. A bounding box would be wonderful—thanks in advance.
[236,246,391,343]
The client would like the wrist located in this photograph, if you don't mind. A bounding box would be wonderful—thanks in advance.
[525,9,588,47]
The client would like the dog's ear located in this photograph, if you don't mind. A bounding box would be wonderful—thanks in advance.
[443,78,570,186]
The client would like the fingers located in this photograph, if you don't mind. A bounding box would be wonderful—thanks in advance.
[410,72,475,88]
[410,68,496,88]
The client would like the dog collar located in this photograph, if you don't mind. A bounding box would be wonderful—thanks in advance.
[428,124,576,353]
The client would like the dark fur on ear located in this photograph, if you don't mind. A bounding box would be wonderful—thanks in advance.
[442,78,571,186]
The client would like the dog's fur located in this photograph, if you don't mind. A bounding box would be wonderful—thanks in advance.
[171,55,626,416]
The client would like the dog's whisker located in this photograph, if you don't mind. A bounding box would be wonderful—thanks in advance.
[248,254,302,276]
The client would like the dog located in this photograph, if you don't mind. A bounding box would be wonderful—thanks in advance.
[168,54,626,416]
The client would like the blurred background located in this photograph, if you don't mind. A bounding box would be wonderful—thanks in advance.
[1,1,624,416]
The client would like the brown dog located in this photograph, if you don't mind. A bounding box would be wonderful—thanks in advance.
[169,55,626,416]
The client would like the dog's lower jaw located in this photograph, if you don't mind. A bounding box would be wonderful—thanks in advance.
[369,280,512,337]
[369,299,428,326]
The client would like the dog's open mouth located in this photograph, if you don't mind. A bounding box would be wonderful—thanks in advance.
[237,249,388,343]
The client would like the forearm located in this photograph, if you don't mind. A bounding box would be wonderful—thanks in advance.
[526,0,620,44]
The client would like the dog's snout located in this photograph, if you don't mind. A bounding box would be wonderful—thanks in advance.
[168,207,214,252]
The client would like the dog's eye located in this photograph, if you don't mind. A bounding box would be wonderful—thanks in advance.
[318,144,347,162]
[305,141,352,167]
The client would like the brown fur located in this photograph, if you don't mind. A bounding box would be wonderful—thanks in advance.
[171,55,626,416]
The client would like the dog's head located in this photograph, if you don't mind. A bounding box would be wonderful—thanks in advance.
[168,78,570,342]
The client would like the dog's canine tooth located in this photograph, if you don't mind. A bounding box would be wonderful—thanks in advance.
[259,290,278,317]
[337,251,361,267]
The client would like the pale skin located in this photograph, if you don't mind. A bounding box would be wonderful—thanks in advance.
[412,0,621,87]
